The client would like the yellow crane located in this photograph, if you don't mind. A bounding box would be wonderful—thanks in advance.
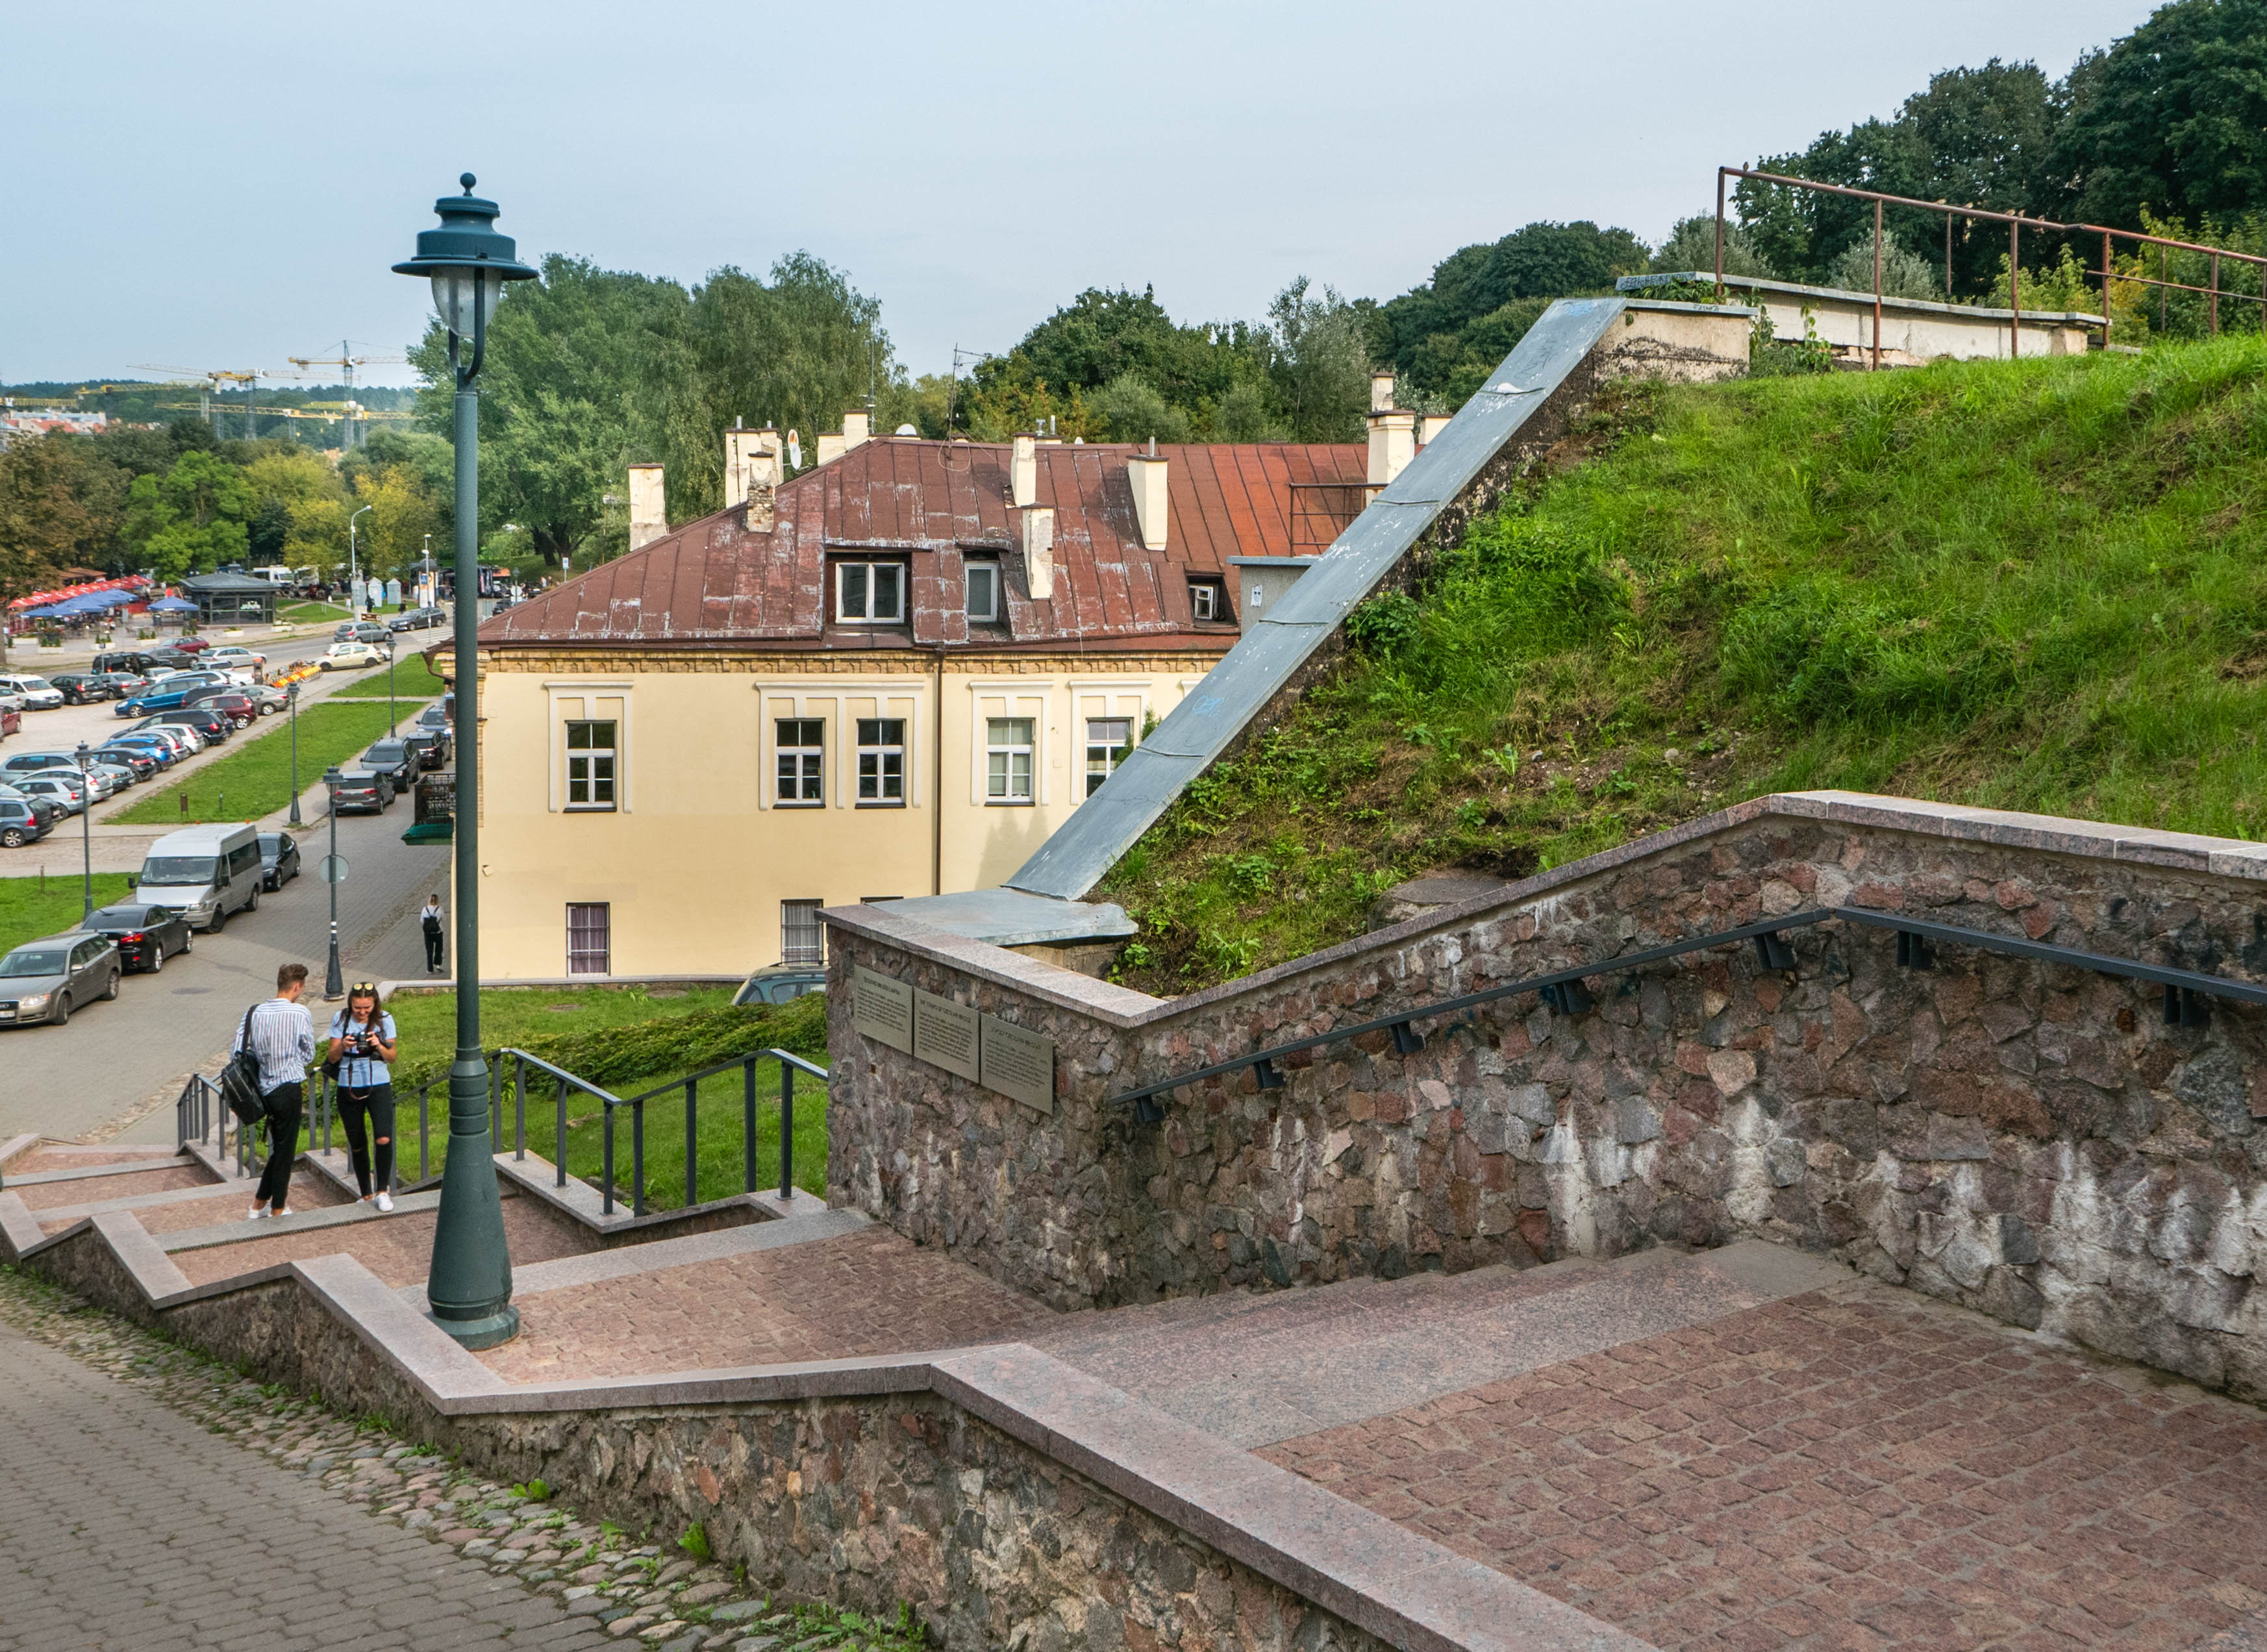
[127,364,273,436]
[284,342,407,449]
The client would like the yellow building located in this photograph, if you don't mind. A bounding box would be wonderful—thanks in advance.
[445,425,1369,979]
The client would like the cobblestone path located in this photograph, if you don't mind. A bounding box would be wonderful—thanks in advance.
[0,1313,614,1652]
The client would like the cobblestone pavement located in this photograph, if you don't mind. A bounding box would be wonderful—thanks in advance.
[169,1191,595,1287]
[0,1268,927,1652]
[8,1164,213,1209]
[481,1225,1060,1382]
[1262,1278,2267,1651]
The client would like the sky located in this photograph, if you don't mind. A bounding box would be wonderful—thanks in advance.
[3,0,2155,393]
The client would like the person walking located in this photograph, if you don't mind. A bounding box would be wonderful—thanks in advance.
[327,982,399,1212]
[420,893,445,976]
[234,962,315,1220]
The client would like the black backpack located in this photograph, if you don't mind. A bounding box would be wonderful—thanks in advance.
[220,1003,269,1126]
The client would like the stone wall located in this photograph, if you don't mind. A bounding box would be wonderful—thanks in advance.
[824,793,2267,1399]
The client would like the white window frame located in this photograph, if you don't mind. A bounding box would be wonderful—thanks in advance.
[781,899,825,966]
[986,716,1036,805]
[775,718,825,807]
[856,717,906,807]
[1084,716,1134,798]
[564,719,617,811]
[965,560,1000,622]
[835,560,906,625]
[758,683,925,812]
[545,682,633,814]
[1190,580,1223,620]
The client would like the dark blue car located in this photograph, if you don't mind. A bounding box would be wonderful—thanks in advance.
[106,735,179,769]
[117,682,199,717]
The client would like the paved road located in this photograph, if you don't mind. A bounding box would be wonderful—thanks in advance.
[0,1316,610,1652]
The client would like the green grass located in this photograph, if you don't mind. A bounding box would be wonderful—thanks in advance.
[0,872,140,955]
[277,600,352,625]
[106,700,432,825]
[1101,335,2267,993]
[359,987,829,1204]
[325,649,447,700]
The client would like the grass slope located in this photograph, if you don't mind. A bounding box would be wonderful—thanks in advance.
[108,700,429,825]
[0,873,140,955]
[1101,336,2267,994]
[325,650,448,700]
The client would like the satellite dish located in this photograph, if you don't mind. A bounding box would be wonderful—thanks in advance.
[786,430,802,469]
[896,423,918,436]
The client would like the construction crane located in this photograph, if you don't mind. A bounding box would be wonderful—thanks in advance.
[284,342,407,449]
[128,365,271,437]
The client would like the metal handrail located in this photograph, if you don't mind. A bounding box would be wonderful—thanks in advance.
[1117,905,2267,1116]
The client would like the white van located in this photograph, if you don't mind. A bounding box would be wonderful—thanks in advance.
[134,823,263,931]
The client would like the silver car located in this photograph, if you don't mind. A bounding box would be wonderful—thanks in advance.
[0,931,122,1027]
[12,772,92,814]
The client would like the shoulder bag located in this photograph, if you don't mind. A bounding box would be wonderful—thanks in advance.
[221,1003,269,1127]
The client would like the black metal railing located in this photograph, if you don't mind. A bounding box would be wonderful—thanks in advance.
[1116,905,2267,1118]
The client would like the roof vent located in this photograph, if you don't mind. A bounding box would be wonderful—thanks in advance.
[1127,449,1168,551]
[1012,434,1038,508]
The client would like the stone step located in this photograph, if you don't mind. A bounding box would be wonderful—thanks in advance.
[1038,1240,1850,1448]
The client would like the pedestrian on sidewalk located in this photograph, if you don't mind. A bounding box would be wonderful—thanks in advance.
[233,962,314,1220]
[327,982,399,1212]
[420,892,445,975]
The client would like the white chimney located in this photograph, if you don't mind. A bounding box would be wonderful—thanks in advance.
[727,424,783,530]
[1127,444,1168,551]
[1022,506,1055,601]
[1368,409,1416,488]
[627,464,667,551]
[1419,413,1454,445]
[842,409,871,451]
[1370,370,1397,412]
[1010,434,1038,508]
[816,432,845,466]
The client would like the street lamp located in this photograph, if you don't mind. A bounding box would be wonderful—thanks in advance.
[73,742,93,921]
[322,766,344,1003]
[394,173,537,1351]
[286,679,302,827]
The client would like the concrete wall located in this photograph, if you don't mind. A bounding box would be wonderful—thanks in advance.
[824,793,2267,1401]
[471,653,1214,978]
[1593,303,1755,382]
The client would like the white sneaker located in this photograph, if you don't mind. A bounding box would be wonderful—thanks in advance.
[375,1192,394,1213]
[273,1207,294,1218]
[246,1207,268,1221]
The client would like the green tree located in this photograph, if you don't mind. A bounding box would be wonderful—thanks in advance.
[1651,214,1776,277]
[354,464,441,583]
[0,438,97,657]
[1267,278,1371,441]
[2057,0,2267,228]
[1088,373,1191,443]
[119,450,255,579]
[964,286,1270,440]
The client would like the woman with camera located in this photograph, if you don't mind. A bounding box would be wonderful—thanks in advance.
[327,981,399,1212]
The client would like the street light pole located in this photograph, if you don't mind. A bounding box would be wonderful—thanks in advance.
[322,766,344,1002]
[395,173,538,1351]
[73,742,93,921]
[349,505,371,617]
[286,681,302,827]
[388,638,397,736]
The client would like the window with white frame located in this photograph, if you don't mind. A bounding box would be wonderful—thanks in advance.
[564,720,616,810]
[836,560,905,623]
[857,718,905,806]
[775,718,823,806]
[1189,580,1226,620]
[566,903,610,975]
[986,717,1034,804]
[781,899,824,966]
[1084,718,1133,798]
[965,560,1000,622]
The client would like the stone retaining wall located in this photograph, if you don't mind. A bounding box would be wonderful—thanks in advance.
[824,792,2267,1399]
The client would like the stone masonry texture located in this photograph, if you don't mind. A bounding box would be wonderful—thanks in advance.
[824,798,2267,1402]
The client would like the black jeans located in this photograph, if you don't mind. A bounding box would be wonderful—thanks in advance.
[256,1083,303,1208]
[423,924,444,971]
[338,1083,397,1197]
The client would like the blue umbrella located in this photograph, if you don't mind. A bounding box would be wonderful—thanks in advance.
[147,595,197,612]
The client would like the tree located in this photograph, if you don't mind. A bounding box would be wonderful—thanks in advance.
[963,286,1269,440]
[0,438,97,653]
[355,464,441,584]
[2057,0,2267,228]
[1651,214,1776,277]
[119,450,256,580]
[1088,374,1190,443]
[247,449,351,571]
[1267,278,1371,441]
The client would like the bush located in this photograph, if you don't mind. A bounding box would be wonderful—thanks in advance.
[1826,234,1942,299]
[392,992,825,1094]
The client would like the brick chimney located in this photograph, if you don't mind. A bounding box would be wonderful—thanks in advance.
[727,423,783,531]
[1022,507,1055,601]
[627,464,666,551]
[1127,441,1168,551]
[1011,434,1038,508]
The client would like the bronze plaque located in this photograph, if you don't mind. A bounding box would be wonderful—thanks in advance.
[980,1014,1055,1114]
[850,966,914,1053]
[912,989,980,1081]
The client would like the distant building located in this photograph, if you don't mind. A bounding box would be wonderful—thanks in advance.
[0,405,107,444]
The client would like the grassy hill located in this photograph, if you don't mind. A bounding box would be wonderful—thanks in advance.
[1098,334,2267,994]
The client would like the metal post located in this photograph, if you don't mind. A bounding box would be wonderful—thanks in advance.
[423,294,518,1350]
[388,643,397,736]
[2103,232,2114,349]
[632,1103,645,1218]
[779,1058,794,1201]
[2162,245,2168,332]
[2212,253,2221,335]
[74,745,92,920]
[603,1105,615,1215]
[1946,212,1953,301]
[420,1080,430,1180]
[1713,168,1726,303]
[514,1057,525,1161]
[743,1058,757,1195]
[323,771,342,1001]
[684,1079,697,1208]
[1872,197,1883,372]
[556,1075,568,1188]
[286,683,301,827]
[2010,219,2021,360]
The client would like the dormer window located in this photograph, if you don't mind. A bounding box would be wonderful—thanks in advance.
[1189,579,1229,621]
[966,560,1000,622]
[836,560,905,623]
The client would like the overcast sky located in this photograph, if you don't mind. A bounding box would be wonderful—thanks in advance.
[3,0,2153,392]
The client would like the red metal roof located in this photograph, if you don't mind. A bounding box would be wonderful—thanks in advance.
[480,438,1367,651]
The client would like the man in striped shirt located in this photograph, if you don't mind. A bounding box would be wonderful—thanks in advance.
[232,962,316,1219]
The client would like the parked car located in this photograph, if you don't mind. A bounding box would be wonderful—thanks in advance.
[360,738,417,788]
[81,903,194,974]
[0,703,18,740]
[142,707,232,745]
[94,671,152,699]
[92,650,163,677]
[14,773,91,814]
[0,751,80,785]
[127,717,207,754]
[257,831,301,890]
[140,648,202,675]
[329,769,395,813]
[181,688,258,729]
[108,732,184,767]
[134,823,262,931]
[118,677,218,717]
[319,641,386,670]
[0,931,121,1026]
[387,606,446,633]
[92,744,160,781]
[401,728,450,770]
[731,966,828,1007]
[0,675,64,711]
[169,636,210,654]
[349,621,393,646]
[0,795,53,848]
[47,672,119,706]
[243,682,290,716]
[416,701,450,733]
[203,646,266,676]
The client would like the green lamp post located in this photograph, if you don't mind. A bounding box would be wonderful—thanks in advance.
[394,173,538,1349]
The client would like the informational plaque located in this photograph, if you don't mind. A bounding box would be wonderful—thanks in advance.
[979,1014,1055,1114]
[912,990,980,1081]
[850,966,914,1053]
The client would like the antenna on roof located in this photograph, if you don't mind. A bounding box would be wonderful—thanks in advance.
[1148,436,1157,457]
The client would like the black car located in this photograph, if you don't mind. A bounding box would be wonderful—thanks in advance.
[386,605,446,632]
[360,739,416,787]
[139,648,201,675]
[257,831,301,890]
[182,688,258,729]
[47,672,118,705]
[330,770,394,813]
[416,701,450,734]
[90,744,160,782]
[142,707,231,745]
[0,797,52,849]
[401,728,450,770]
[82,902,193,973]
[91,650,162,677]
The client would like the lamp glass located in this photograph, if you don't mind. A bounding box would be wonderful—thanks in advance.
[431,268,505,338]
